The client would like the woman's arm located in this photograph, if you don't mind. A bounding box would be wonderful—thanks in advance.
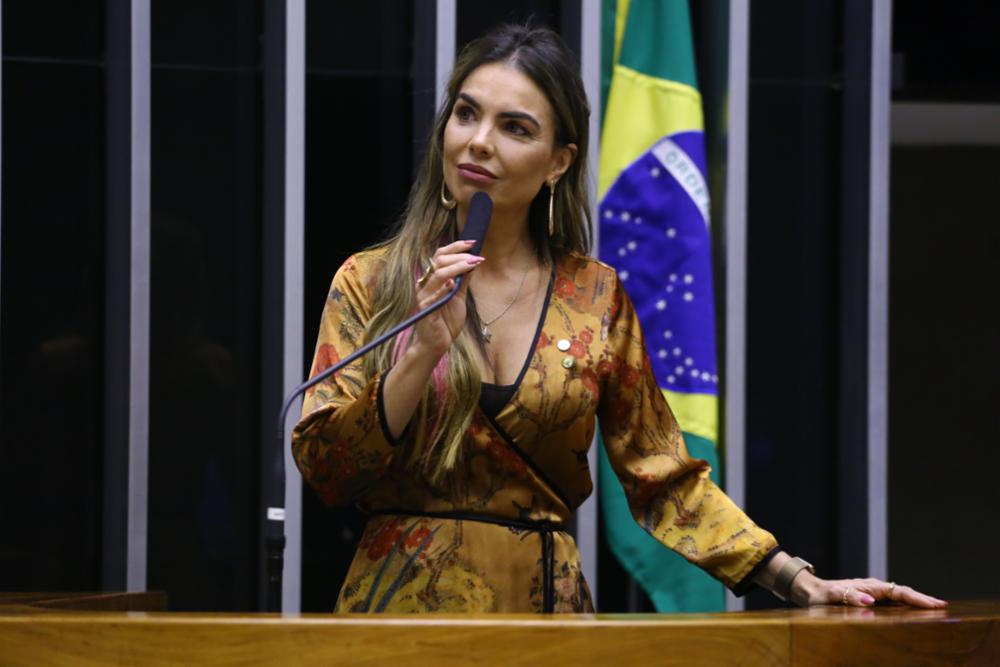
[598,271,778,589]
[380,239,483,438]
[293,242,485,505]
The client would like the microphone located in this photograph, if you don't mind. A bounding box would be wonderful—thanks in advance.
[460,190,493,268]
[263,191,493,612]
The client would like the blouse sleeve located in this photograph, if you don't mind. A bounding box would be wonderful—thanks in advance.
[598,270,778,590]
[291,253,399,506]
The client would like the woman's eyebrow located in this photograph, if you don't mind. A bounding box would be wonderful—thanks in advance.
[458,92,542,130]
[499,110,541,130]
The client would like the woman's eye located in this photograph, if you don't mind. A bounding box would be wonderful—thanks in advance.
[455,105,475,121]
[505,122,529,137]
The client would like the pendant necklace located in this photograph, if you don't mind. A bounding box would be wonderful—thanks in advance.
[478,266,531,343]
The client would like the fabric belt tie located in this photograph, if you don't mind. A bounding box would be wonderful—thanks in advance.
[368,508,565,613]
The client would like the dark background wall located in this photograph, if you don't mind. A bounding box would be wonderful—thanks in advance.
[1,0,107,593]
[743,0,844,610]
[888,146,1000,600]
[886,1,1000,601]
[146,1,264,612]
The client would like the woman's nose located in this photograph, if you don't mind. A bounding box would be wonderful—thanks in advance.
[469,123,494,156]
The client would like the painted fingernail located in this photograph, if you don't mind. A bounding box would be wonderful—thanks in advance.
[462,239,477,244]
[467,257,485,264]
[860,594,875,605]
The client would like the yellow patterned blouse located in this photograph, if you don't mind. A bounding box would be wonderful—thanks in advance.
[292,248,777,613]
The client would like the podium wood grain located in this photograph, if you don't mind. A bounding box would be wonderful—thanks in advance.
[1,599,996,666]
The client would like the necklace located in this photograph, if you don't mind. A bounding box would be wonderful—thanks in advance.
[477,266,531,343]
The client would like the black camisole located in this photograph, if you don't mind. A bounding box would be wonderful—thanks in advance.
[479,382,516,420]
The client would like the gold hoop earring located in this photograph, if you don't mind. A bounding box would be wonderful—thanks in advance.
[547,180,557,237]
[440,181,457,210]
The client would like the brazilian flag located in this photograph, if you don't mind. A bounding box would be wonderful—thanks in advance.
[597,0,724,612]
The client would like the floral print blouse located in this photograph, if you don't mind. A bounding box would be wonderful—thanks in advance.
[292,248,777,613]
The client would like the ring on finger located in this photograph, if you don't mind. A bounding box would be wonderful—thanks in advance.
[887,581,896,600]
[417,261,435,287]
[842,587,851,605]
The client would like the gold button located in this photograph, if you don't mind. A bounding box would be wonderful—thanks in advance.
[557,339,571,351]
[562,357,575,369]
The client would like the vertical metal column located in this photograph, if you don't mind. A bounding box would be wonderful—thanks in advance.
[104,0,151,593]
[724,0,750,612]
[435,0,456,102]
[126,0,151,595]
[578,0,602,609]
[867,0,892,582]
[261,0,286,612]
[261,0,306,612]
[282,0,306,612]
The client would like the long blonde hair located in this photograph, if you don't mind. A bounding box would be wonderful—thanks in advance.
[362,24,593,481]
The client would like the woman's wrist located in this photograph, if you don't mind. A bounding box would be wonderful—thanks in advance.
[381,341,444,438]
[788,569,821,607]
[402,336,446,375]
[408,330,451,363]
[753,550,820,606]
[753,550,789,592]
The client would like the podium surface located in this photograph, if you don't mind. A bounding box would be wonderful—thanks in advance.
[1,594,996,666]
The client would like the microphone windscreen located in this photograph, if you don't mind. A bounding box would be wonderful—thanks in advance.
[463,191,493,257]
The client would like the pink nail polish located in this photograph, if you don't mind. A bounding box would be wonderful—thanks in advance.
[467,257,484,265]
[860,594,874,605]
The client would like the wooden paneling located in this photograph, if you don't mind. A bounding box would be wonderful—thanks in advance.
[0,600,996,666]
[789,601,1000,667]
[0,591,166,612]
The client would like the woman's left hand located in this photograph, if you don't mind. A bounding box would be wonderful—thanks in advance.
[791,572,948,609]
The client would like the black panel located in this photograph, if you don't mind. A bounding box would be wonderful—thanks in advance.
[744,0,843,609]
[747,0,840,82]
[153,2,264,67]
[888,147,1000,599]
[306,1,414,75]
[2,1,104,60]
[147,1,264,611]
[0,17,106,590]
[744,81,842,611]
[457,0,562,52]
[893,3,1000,101]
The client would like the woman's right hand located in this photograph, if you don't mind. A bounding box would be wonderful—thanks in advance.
[411,239,484,358]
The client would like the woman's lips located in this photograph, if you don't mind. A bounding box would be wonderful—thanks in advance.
[457,163,497,183]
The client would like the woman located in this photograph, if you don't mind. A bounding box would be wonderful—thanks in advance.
[292,24,945,613]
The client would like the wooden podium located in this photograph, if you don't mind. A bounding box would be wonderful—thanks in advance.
[1,593,997,665]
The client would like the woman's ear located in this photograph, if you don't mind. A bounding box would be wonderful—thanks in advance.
[548,143,578,184]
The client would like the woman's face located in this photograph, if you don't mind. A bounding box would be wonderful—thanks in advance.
[443,62,575,218]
